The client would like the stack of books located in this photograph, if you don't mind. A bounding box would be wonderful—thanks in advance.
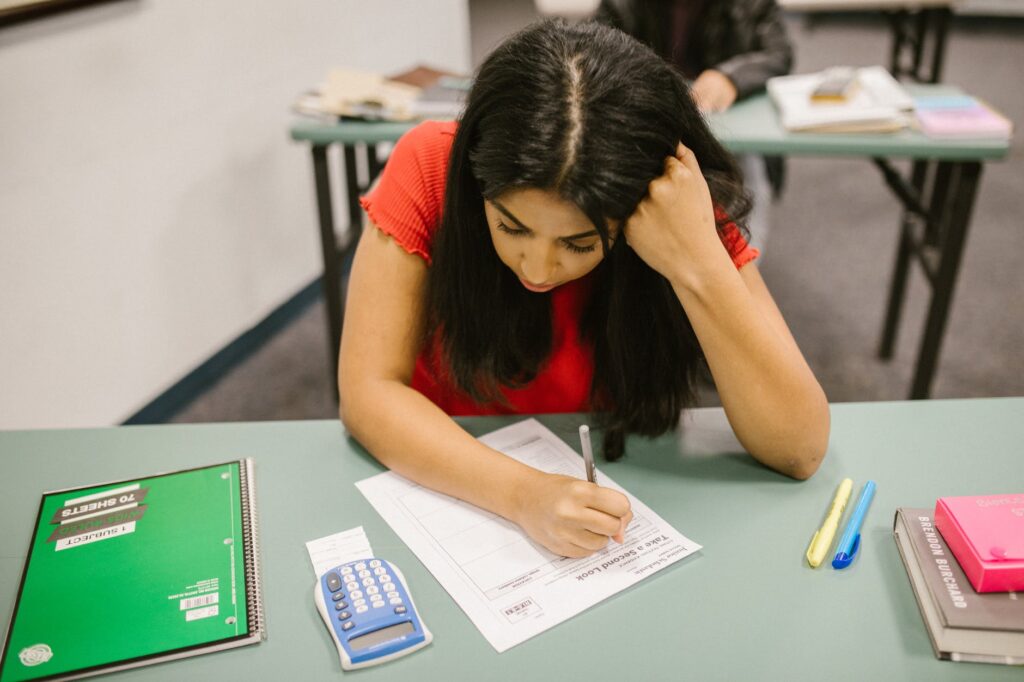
[893,498,1024,666]
[767,66,915,133]
[914,96,1013,140]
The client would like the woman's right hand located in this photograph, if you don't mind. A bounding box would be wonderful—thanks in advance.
[512,471,633,558]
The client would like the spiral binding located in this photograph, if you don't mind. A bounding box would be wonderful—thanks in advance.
[238,458,265,639]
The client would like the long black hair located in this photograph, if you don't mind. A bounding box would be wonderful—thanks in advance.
[425,19,751,461]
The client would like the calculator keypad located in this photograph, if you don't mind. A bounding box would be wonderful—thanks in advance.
[323,558,414,643]
[320,557,429,667]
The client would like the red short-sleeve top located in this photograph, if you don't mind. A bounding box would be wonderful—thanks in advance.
[359,120,758,416]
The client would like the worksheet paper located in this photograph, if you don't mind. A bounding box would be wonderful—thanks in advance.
[355,418,701,652]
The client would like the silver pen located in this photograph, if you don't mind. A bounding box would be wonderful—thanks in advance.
[579,425,596,483]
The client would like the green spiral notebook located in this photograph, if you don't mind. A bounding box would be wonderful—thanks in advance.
[0,460,264,681]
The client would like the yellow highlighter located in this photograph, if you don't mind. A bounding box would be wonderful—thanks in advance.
[806,478,853,568]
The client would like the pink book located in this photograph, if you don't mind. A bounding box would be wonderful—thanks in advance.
[934,494,1024,593]
[915,99,1013,139]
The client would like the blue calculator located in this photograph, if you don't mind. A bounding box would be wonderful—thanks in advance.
[313,558,432,670]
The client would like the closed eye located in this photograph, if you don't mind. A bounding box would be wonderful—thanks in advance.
[562,239,597,254]
[496,220,529,237]
[497,221,598,254]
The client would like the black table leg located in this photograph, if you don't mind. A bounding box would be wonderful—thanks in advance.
[312,145,342,397]
[879,160,930,359]
[879,216,914,360]
[309,141,389,401]
[344,144,363,241]
[367,143,384,186]
[886,7,951,83]
[927,8,951,85]
[909,161,982,399]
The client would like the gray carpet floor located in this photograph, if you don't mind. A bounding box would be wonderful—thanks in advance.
[172,9,1023,425]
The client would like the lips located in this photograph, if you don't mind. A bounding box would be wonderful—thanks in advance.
[519,278,558,293]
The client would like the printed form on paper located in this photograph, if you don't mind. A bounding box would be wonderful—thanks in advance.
[355,418,701,652]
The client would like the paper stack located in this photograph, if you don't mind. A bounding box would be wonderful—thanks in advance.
[767,66,914,133]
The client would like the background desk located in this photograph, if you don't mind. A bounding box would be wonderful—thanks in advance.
[289,83,1009,401]
[2,398,1022,680]
[779,0,954,83]
[711,85,1008,400]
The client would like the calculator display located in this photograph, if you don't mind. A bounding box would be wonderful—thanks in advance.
[348,621,416,650]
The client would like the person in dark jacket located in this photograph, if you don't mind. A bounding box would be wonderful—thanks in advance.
[595,0,793,112]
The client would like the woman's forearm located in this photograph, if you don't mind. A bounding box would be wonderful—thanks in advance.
[670,263,830,479]
[339,378,540,520]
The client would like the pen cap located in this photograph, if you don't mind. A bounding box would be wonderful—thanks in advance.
[831,534,860,569]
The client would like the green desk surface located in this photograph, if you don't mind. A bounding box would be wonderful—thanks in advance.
[290,84,1010,161]
[2,399,1022,680]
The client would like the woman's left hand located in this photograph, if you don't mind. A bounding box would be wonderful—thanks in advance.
[623,143,731,289]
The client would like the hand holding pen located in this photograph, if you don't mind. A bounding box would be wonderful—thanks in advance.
[506,424,630,558]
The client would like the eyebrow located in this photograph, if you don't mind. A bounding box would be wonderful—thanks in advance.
[491,199,600,240]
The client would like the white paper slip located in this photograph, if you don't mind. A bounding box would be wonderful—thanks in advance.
[305,526,374,578]
[355,418,701,653]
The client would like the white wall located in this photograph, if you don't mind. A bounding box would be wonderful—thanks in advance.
[0,0,470,429]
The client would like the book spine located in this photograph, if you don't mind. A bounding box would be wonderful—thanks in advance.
[238,458,265,639]
[892,513,944,660]
[903,510,970,621]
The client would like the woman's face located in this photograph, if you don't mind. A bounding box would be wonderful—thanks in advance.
[484,188,616,293]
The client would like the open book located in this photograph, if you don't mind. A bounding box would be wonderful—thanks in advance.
[767,66,914,133]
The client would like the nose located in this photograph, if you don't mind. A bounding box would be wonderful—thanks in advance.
[520,241,558,284]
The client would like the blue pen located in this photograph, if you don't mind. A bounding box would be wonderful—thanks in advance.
[832,480,877,569]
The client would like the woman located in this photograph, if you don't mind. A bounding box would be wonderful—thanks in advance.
[339,20,828,559]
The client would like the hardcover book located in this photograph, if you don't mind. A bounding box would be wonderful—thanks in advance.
[893,508,1024,666]
[0,460,264,681]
